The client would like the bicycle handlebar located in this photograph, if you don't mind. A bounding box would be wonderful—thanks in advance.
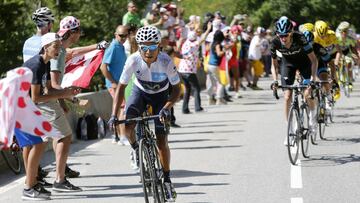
[114,115,160,125]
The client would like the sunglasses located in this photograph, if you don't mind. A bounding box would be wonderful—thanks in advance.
[278,33,289,38]
[139,44,159,52]
[117,33,128,38]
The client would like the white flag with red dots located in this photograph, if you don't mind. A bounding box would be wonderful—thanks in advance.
[0,67,61,149]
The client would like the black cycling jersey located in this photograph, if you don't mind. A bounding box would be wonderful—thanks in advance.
[313,43,331,75]
[271,31,313,63]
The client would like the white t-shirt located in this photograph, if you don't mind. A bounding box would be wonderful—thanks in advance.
[119,51,180,94]
[248,35,262,60]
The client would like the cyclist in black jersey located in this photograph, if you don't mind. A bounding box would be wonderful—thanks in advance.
[270,16,318,137]
[303,31,333,96]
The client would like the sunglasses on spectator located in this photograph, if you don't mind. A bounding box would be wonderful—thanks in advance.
[71,27,81,33]
[117,33,128,38]
[139,44,159,52]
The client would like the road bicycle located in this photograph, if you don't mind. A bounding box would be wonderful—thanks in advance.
[273,84,311,165]
[0,136,23,174]
[337,55,353,97]
[114,115,167,203]
[314,81,333,141]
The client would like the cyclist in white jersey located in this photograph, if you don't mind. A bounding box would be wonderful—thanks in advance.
[109,26,180,202]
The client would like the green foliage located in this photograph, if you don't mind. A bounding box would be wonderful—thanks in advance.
[0,0,149,91]
[1,0,359,87]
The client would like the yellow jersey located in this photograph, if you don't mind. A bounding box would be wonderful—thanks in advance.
[313,30,338,54]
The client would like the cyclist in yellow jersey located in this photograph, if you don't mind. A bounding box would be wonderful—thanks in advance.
[313,20,341,99]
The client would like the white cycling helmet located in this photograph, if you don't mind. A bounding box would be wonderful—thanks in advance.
[135,26,161,44]
[32,7,54,27]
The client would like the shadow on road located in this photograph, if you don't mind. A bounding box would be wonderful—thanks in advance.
[171,130,243,136]
[169,138,228,144]
[171,145,242,150]
[172,169,229,178]
[301,153,360,167]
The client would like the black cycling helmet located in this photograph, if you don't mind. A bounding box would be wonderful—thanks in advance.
[276,16,293,35]
[32,7,54,27]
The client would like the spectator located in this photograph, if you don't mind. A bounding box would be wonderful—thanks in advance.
[248,27,266,90]
[22,6,55,187]
[207,30,227,105]
[178,22,212,114]
[22,33,80,200]
[49,16,108,192]
[122,1,142,27]
[99,25,129,145]
[261,29,272,77]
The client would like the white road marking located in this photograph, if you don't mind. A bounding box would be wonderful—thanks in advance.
[291,159,302,188]
[291,197,303,203]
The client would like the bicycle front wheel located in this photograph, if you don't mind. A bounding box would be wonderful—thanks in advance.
[319,122,326,140]
[150,144,165,203]
[300,105,310,158]
[1,149,22,174]
[139,139,152,203]
[287,106,300,165]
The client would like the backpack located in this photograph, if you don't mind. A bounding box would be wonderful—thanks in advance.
[76,113,98,140]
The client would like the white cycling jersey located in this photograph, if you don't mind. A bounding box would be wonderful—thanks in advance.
[119,51,180,94]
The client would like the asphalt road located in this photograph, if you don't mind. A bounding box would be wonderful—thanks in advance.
[1,78,359,203]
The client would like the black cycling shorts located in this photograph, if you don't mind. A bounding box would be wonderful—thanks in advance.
[125,86,169,135]
[280,58,311,85]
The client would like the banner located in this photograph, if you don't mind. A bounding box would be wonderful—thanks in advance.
[61,50,104,88]
[0,67,60,149]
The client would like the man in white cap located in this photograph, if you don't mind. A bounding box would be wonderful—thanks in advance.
[22,32,80,200]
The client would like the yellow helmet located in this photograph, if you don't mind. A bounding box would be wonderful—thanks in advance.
[299,23,314,32]
[315,20,328,37]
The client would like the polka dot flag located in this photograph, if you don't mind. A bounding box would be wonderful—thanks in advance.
[0,67,61,149]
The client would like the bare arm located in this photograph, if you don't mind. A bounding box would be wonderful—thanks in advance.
[66,44,97,60]
[307,51,318,80]
[271,58,279,81]
[215,44,225,57]
[100,63,117,88]
[163,83,181,110]
[50,71,69,111]
[31,81,77,103]
[111,83,127,117]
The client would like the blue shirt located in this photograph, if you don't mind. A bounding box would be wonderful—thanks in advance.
[102,39,127,88]
[23,35,42,63]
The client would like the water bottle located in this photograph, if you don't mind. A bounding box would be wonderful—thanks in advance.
[80,118,88,140]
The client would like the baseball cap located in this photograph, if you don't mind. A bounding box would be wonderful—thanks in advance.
[41,33,61,47]
[57,16,80,37]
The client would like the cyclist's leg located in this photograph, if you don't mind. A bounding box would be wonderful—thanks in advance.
[300,62,317,132]
[280,60,295,121]
[148,89,171,173]
[124,86,146,144]
[318,61,331,94]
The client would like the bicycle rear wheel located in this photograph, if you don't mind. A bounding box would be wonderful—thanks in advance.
[319,122,326,140]
[300,105,310,158]
[139,139,152,203]
[1,149,22,174]
[287,106,300,165]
